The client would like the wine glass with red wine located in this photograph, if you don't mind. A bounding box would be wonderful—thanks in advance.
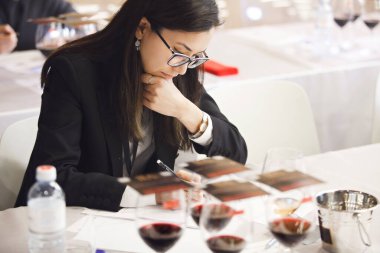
[351,0,363,23]
[135,189,187,253]
[331,0,355,50]
[265,192,314,253]
[199,197,252,253]
[362,0,380,35]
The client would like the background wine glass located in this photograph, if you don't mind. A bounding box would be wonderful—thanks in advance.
[135,189,187,253]
[266,193,315,253]
[331,0,354,50]
[62,20,98,43]
[35,20,65,57]
[199,197,252,253]
[351,0,363,23]
[362,0,380,34]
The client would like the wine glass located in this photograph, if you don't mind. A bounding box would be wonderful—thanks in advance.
[331,0,354,50]
[173,167,208,227]
[262,147,304,174]
[262,148,312,207]
[351,0,363,23]
[266,193,315,253]
[62,20,98,43]
[135,189,188,253]
[199,197,252,253]
[362,0,380,35]
[35,20,65,57]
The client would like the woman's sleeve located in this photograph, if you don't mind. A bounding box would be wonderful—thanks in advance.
[192,90,248,164]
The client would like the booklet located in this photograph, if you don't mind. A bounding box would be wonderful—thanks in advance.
[184,157,250,179]
[128,171,192,195]
[204,180,269,202]
[257,169,324,191]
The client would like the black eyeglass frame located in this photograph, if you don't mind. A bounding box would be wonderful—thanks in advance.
[154,29,209,69]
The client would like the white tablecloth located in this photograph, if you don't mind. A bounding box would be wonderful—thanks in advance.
[205,22,380,152]
[1,144,379,253]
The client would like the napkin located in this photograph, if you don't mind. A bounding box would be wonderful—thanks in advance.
[204,60,239,76]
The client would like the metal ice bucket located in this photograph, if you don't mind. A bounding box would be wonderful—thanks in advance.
[316,190,378,253]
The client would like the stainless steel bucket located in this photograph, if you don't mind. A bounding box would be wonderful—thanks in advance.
[316,190,378,253]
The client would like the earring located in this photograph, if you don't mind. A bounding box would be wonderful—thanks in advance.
[135,39,141,51]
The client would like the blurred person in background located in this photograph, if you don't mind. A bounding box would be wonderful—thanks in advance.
[15,0,247,211]
[0,0,75,53]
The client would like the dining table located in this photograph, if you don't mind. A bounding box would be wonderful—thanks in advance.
[1,143,379,253]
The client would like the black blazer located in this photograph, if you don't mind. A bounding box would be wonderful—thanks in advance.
[15,54,247,211]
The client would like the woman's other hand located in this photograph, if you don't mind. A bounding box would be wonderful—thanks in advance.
[0,24,18,54]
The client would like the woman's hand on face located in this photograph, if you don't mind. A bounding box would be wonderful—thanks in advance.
[141,73,187,118]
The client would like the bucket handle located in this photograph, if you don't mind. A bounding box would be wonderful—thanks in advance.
[354,213,371,247]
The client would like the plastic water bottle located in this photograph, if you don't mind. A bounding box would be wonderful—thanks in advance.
[28,165,66,253]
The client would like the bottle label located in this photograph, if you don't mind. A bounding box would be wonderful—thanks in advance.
[28,198,66,233]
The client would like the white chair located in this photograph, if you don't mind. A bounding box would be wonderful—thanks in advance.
[208,80,320,166]
[371,72,380,143]
[0,116,38,210]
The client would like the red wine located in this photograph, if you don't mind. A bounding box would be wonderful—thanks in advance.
[191,204,203,225]
[352,14,360,22]
[139,223,182,252]
[207,235,246,253]
[204,204,234,231]
[269,217,311,248]
[334,17,349,27]
[363,19,379,30]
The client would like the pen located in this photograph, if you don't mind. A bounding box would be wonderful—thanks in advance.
[156,160,190,184]
[157,159,177,176]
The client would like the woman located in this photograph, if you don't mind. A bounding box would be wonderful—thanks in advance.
[15,0,247,211]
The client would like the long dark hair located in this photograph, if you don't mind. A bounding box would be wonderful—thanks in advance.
[41,0,221,150]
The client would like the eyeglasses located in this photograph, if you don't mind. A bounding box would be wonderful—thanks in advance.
[154,29,209,69]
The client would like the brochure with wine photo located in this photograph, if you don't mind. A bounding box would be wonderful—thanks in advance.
[184,157,250,179]
[204,180,269,202]
[128,172,192,195]
[257,169,324,191]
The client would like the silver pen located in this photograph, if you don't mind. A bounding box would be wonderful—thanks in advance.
[156,160,190,184]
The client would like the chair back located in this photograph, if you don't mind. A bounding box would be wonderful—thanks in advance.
[209,80,320,166]
[0,116,38,210]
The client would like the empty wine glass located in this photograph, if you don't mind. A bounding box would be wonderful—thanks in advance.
[262,148,312,206]
[35,19,65,57]
[135,189,187,253]
[199,197,253,253]
[262,148,304,174]
[62,20,98,43]
[266,193,315,253]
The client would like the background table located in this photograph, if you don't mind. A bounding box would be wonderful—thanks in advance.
[1,22,380,152]
[205,22,380,152]
[1,144,379,253]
